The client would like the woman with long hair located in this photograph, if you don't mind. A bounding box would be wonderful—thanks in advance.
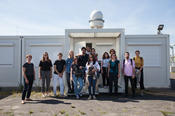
[66,50,74,93]
[101,52,110,87]
[39,52,52,97]
[86,54,100,100]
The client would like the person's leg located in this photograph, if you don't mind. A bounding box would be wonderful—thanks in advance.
[72,74,78,96]
[124,76,129,96]
[22,78,28,100]
[140,69,144,90]
[41,71,46,94]
[58,75,64,96]
[88,76,92,96]
[102,67,106,86]
[26,76,34,99]
[66,72,71,93]
[108,73,113,94]
[129,76,135,96]
[53,74,58,95]
[77,77,83,95]
[92,78,97,96]
[46,71,51,94]
[114,74,118,94]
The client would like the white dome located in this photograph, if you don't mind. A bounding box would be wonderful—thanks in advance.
[89,10,104,29]
[90,10,103,20]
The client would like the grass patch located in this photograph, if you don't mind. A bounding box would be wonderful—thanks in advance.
[71,105,76,108]
[4,111,14,116]
[59,110,66,114]
[160,111,175,116]
[78,110,86,115]
[29,110,34,115]
[65,113,69,116]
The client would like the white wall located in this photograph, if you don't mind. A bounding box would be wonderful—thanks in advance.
[0,36,21,87]
[22,36,66,87]
[125,35,170,88]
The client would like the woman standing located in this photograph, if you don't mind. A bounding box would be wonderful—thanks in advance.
[86,55,100,100]
[108,54,120,95]
[101,52,110,87]
[21,54,35,104]
[66,50,74,93]
[39,52,52,97]
[53,53,66,97]
[70,56,84,99]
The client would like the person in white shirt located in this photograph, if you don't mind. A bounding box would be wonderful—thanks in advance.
[86,54,100,100]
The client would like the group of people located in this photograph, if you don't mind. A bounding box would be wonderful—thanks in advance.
[21,47,144,104]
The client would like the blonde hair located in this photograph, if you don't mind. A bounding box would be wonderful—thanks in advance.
[26,54,32,59]
[68,50,74,58]
[41,52,50,62]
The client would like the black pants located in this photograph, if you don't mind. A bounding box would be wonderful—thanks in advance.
[134,68,145,90]
[109,72,118,94]
[124,76,135,96]
[102,67,109,86]
[66,72,74,92]
[22,75,34,100]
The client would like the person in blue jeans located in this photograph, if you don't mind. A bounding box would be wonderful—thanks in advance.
[86,55,100,100]
[70,56,83,99]
[66,50,74,93]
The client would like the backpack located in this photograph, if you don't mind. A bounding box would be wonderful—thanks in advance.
[123,59,133,68]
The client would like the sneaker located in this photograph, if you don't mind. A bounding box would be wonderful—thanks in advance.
[93,95,96,99]
[60,94,65,98]
[76,95,80,99]
[42,94,46,98]
[54,94,57,97]
[79,93,83,97]
[21,100,25,104]
[88,95,92,100]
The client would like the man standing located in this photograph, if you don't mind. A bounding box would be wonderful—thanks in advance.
[122,52,135,97]
[133,50,144,96]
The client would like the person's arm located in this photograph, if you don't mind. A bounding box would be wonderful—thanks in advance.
[38,67,42,80]
[118,63,120,78]
[50,67,52,78]
[140,58,144,71]
[132,60,135,78]
[22,67,29,84]
[108,62,110,77]
[54,65,59,74]
[33,64,36,80]
[101,60,103,73]
[70,68,73,81]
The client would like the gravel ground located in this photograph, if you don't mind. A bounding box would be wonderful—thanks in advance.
[0,89,175,116]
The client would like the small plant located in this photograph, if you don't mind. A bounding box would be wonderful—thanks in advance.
[78,110,86,115]
[59,110,66,114]
[29,110,34,115]
[160,110,175,116]
[71,105,76,108]
[65,113,69,116]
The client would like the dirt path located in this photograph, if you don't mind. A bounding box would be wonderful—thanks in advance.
[0,89,175,116]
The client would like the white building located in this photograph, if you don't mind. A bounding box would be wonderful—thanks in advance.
[0,10,170,92]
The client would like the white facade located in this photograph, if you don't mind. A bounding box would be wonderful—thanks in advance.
[0,28,170,90]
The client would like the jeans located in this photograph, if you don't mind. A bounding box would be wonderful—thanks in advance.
[41,71,50,93]
[72,74,83,96]
[22,75,34,100]
[88,76,96,96]
[124,76,135,96]
[109,72,118,94]
[53,74,64,95]
[134,68,144,90]
[66,72,74,92]
[102,67,109,86]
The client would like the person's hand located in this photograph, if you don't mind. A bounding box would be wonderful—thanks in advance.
[70,77,73,81]
[59,73,63,77]
[101,69,103,74]
[50,74,52,78]
[39,75,42,80]
[118,74,120,78]
[132,75,135,79]
[92,69,96,72]
[25,79,29,84]
[79,66,83,69]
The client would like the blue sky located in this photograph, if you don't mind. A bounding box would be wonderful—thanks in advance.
[0,0,174,44]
